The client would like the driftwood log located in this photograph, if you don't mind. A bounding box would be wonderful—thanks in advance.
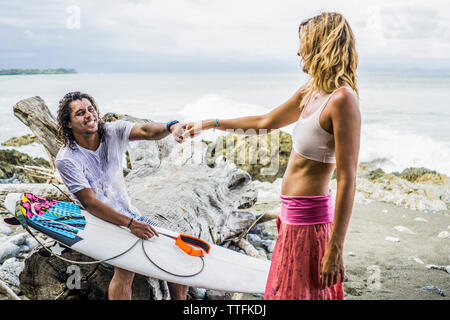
[19,246,169,300]
[10,96,260,300]
[13,96,62,162]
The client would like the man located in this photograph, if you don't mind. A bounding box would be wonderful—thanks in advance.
[55,91,188,300]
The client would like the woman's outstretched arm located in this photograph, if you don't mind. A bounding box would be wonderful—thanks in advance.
[184,87,306,136]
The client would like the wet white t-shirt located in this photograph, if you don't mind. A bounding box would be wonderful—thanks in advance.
[55,120,142,220]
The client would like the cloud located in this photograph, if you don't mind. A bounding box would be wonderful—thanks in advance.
[1,0,450,71]
[381,7,440,39]
[357,3,450,63]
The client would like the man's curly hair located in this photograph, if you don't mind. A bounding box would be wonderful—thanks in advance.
[57,91,105,149]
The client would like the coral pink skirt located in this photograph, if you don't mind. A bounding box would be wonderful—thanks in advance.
[264,193,344,300]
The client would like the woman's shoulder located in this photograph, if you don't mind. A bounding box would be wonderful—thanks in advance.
[329,86,358,109]
[333,84,357,99]
[326,86,360,123]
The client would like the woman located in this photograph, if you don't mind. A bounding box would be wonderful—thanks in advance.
[184,12,360,300]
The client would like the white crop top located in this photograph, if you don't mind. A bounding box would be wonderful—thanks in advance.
[291,89,339,163]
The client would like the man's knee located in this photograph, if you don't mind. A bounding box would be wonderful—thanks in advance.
[112,267,135,286]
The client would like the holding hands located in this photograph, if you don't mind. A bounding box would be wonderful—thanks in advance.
[182,121,207,139]
[169,122,187,143]
[169,120,214,142]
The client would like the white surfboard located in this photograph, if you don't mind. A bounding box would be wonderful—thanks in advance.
[5,193,270,294]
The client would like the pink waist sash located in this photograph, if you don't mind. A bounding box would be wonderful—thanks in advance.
[279,191,334,225]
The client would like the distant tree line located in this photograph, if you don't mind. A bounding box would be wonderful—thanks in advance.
[0,68,77,75]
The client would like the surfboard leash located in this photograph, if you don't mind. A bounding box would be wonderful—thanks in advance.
[140,238,205,278]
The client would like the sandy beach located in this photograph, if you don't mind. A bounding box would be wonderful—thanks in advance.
[336,202,448,300]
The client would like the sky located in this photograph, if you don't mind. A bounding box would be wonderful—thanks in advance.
[1,0,450,72]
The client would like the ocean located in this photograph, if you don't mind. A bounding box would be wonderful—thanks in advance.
[0,71,449,176]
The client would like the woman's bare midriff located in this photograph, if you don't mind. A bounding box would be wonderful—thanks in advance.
[281,151,336,196]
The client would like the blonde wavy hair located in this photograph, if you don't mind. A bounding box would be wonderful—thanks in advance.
[298,12,359,109]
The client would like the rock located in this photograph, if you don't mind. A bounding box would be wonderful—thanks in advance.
[252,179,282,204]
[204,130,292,183]
[248,224,265,238]
[0,149,50,183]
[260,239,275,253]
[420,286,445,297]
[0,174,21,184]
[385,236,400,243]
[0,257,24,294]
[426,264,450,274]
[0,242,21,264]
[257,248,267,259]
[205,289,232,300]
[353,161,450,212]
[393,167,437,182]
[416,173,449,185]
[437,231,450,239]
[393,226,415,234]
[357,159,394,176]
[0,223,13,236]
[0,233,32,263]
[24,238,38,251]
[247,233,262,246]
[262,230,275,240]
[0,149,49,168]
[189,287,207,300]
[1,134,40,147]
[366,168,385,181]
[408,256,424,264]
[8,233,28,246]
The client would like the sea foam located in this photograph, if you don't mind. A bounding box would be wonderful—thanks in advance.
[360,123,450,176]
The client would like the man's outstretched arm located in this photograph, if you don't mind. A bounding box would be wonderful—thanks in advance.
[129,122,184,143]
[75,188,159,239]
